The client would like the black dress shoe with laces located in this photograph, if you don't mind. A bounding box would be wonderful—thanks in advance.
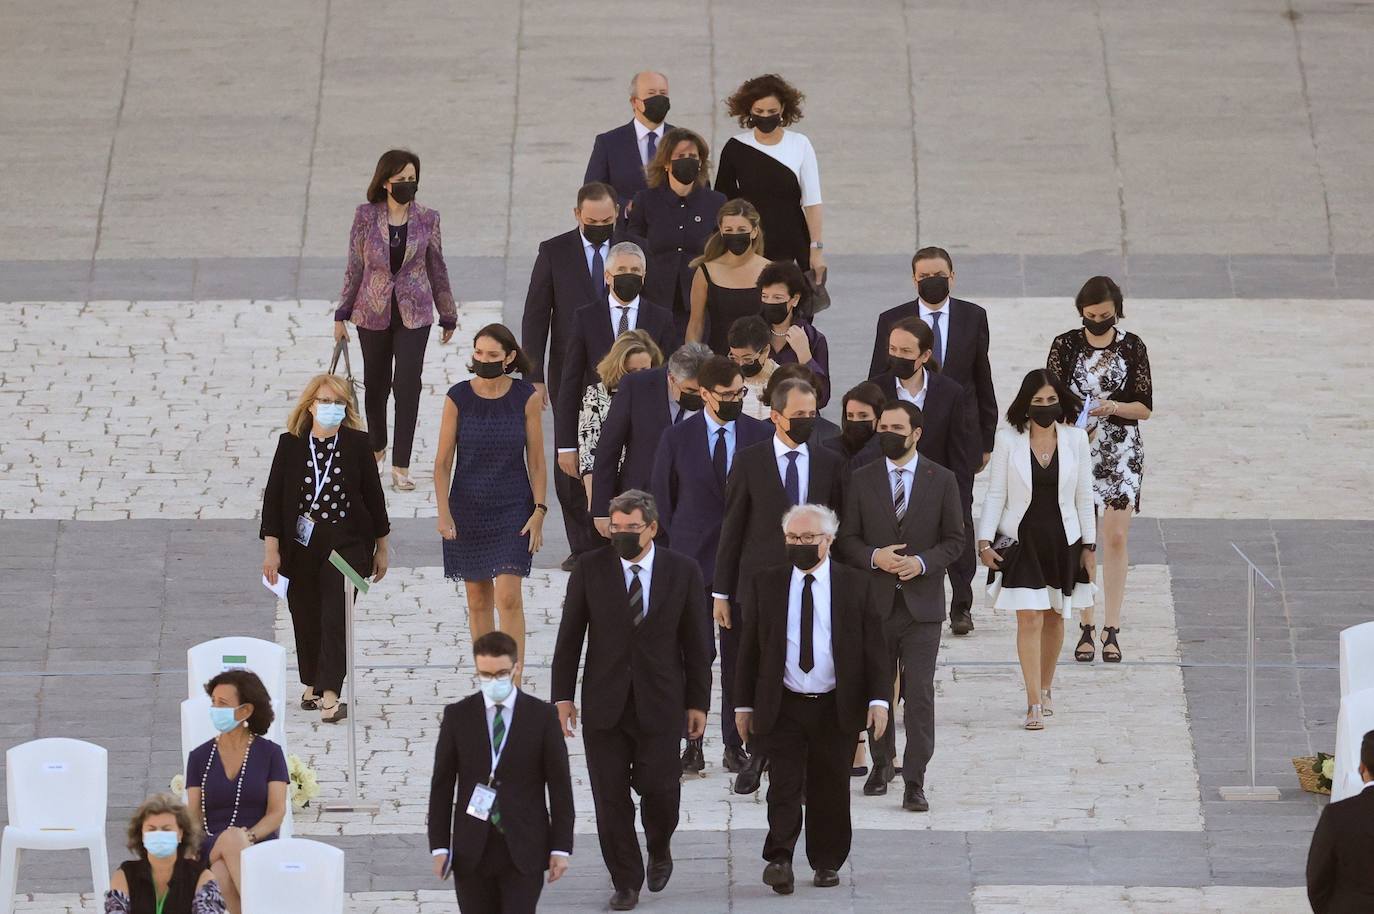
[680,738,705,776]
[762,860,794,895]
[950,606,974,635]
[863,761,895,796]
[813,868,840,887]
[722,745,748,773]
[733,752,766,794]
[902,783,929,812]
[560,553,579,572]
[646,853,673,892]
[609,887,639,910]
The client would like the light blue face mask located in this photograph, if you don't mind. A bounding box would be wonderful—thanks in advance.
[315,402,347,428]
[480,676,514,704]
[209,705,244,733]
[142,830,180,859]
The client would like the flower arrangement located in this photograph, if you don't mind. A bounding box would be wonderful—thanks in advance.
[1292,752,1334,795]
[170,773,186,796]
[1313,753,1335,792]
[287,754,321,809]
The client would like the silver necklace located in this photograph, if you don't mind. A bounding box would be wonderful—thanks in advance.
[201,732,254,839]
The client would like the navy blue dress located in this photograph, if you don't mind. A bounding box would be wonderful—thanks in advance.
[442,379,537,581]
[186,736,288,864]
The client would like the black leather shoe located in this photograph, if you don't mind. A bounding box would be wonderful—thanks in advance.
[813,868,840,887]
[902,783,930,812]
[680,738,705,776]
[950,607,974,635]
[646,853,673,892]
[863,761,895,796]
[560,553,579,572]
[733,752,766,794]
[722,746,747,773]
[609,887,639,910]
[762,860,794,895]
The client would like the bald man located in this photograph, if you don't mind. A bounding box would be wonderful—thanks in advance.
[585,71,676,210]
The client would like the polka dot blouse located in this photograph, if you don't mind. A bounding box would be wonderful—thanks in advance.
[299,435,352,524]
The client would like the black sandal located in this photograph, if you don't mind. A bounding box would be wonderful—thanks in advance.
[320,702,348,723]
[1101,627,1122,663]
[1074,623,1096,662]
[301,690,320,711]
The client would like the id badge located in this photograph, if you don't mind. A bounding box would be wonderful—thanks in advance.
[466,783,497,821]
[294,514,316,547]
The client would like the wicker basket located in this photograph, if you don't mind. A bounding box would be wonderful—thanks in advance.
[1292,756,1331,795]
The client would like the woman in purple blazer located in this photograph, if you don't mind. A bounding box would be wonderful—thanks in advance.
[334,149,459,491]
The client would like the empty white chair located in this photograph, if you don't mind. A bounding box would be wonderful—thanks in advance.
[1339,620,1374,697]
[1331,686,1374,801]
[239,838,344,914]
[179,697,294,839]
[0,738,109,914]
[187,637,288,710]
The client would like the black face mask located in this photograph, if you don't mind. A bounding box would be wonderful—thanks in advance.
[751,113,782,134]
[783,416,816,444]
[841,420,875,450]
[722,233,752,255]
[917,275,949,304]
[786,543,820,571]
[761,302,790,325]
[714,399,744,422]
[582,223,614,246]
[610,532,645,561]
[678,391,704,413]
[1082,315,1116,335]
[888,355,918,380]
[1028,404,1063,428]
[738,360,764,378]
[611,273,643,302]
[388,181,417,204]
[641,94,671,123]
[470,359,507,379]
[669,157,700,184]
[878,431,912,461]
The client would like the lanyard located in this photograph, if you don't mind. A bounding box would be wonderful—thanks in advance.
[308,439,338,509]
[155,894,166,914]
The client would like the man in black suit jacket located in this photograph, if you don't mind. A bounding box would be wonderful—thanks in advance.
[1307,730,1374,913]
[584,71,673,213]
[835,400,964,812]
[590,344,712,528]
[428,631,574,914]
[522,181,623,567]
[550,490,713,912]
[734,504,891,895]
[866,246,997,465]
[871,315,980,634]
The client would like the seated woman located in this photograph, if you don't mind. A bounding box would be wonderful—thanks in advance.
[578,329,663,503]
[106,794,225,914]
[186,670,289,914]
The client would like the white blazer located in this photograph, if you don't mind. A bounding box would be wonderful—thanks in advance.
[976,424,1096,546]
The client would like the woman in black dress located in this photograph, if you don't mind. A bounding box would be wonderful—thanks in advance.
[715,74,824,277]
[627,127,728,335]
[686,198,770,354]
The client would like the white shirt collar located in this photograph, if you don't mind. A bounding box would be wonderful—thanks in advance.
[899,366,927,398]
[609,293,641,311]
[482,686,519,712]
[790,556,831,587]
[633,118,662,142]
[919,298,950,316]
[773,434,808,458]
[885,452,919,474]
[620,542,655,574]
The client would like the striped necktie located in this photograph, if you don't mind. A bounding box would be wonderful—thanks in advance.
[490,704,505,832]
[892,468,907,522]
[628,564,645,626]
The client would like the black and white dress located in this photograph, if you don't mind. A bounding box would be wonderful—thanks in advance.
[714,129,821,272]
[1047,328,1152,513]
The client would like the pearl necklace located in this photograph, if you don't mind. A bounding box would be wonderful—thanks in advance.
[201,731,254,839]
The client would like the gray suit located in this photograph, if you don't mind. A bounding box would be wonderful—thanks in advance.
[835,454,964,787]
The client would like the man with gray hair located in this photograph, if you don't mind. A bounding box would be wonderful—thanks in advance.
[585,71,674,210]
[591,342,712,532]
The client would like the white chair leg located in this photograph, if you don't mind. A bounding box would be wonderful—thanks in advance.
[0,838,21,914]
[88,836,110,897]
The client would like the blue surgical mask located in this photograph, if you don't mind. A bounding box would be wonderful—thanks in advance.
[209,705,243,733]
[142,831,180,859]
[316,402,347,428]
[480,677,514,703]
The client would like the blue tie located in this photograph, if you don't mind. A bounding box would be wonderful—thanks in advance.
[592,244,606,301]
[783,451,801,505]
[645,130,658,164]
[929,310,944,367]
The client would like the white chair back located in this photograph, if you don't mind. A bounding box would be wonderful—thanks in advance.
[187,637,288,709]
[1332,686,1374,801]
[1339,621,1374,698]
[240,838,344,914]
[179,698,293,839]
[4,738,107,831]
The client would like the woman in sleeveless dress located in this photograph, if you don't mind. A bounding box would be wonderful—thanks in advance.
[435,323,547,676]
[686,198,770,354]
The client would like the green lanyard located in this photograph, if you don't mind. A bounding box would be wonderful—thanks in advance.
[155,893,166,914]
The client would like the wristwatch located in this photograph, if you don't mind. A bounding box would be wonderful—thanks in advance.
[1083,543,1097,552]
[809,241,825,249]
[534,503,548,514]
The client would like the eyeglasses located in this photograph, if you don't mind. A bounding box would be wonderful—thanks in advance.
[473,672,513,686]
[315,397,347,406]
[608,524,648,534]
[783,533,827,545]
[711,388,748,402]
[761,295,791,305]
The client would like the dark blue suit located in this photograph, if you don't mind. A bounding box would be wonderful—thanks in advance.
[590,366,677,519]
[627,183,728,320]
[584,121,675,211]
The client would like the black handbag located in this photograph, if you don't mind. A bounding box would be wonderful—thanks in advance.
[804,268,831,315]
[328,338,363,415]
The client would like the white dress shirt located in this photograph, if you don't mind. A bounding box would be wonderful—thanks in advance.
[894,366,928,408]
[872,454,926,575]
[773,435,809,504]
[582,233,610,277]
[620,543,655,614]
[607,293,640,335]
[634,118,664,166]
[703,411,737,473]
[919,298,951,359]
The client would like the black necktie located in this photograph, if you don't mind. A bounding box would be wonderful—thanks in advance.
[592,245,606,300]
[712,427,728,487]
[930,310,944,366]
[672,403,684,424]
[628,564,644,626]
[799,573,815,673]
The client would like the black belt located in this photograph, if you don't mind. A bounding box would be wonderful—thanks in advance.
[784,689,835,700]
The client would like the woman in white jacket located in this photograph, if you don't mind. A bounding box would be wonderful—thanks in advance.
[978,369,1097,730]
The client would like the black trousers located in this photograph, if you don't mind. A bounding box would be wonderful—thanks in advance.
[947,480,976,614]
[760,691,852,871]
[719,610,743,752]
[867,606,941,787]
[454,831,544,914]
[356,312,430,469]
[286,539,371,695]
[582,696,681,892]
[555,466,600,556]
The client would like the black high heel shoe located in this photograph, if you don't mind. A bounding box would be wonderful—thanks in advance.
[1074,623,1096,662]
[1101,626,1122,663]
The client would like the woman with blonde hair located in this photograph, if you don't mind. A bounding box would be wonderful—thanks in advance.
[260,373,390,723]
[105,793,225,913]
[686,198,770,355]
[578,329,664,501]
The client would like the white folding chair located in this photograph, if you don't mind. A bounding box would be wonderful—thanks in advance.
[187,637,288,710]
[1339,620,1374,698]
[239,838,344,914]
[1331,686,1374,801]
[0,738,109,914]
[180,698,293,839]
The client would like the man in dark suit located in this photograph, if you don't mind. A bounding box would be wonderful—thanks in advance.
[835,400,964,812]
[735,503,891,895]
[585,71,673,213]
[555,240,679,467]
[1307,729,1374,913]
[551,490,713,912]
[713,378,846,792]
[521,181,622,569]
[651,355,771,775]
[428,631,574,914]
[870,315,980,634]
[866,246,996,467]
[590,343,712,531]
